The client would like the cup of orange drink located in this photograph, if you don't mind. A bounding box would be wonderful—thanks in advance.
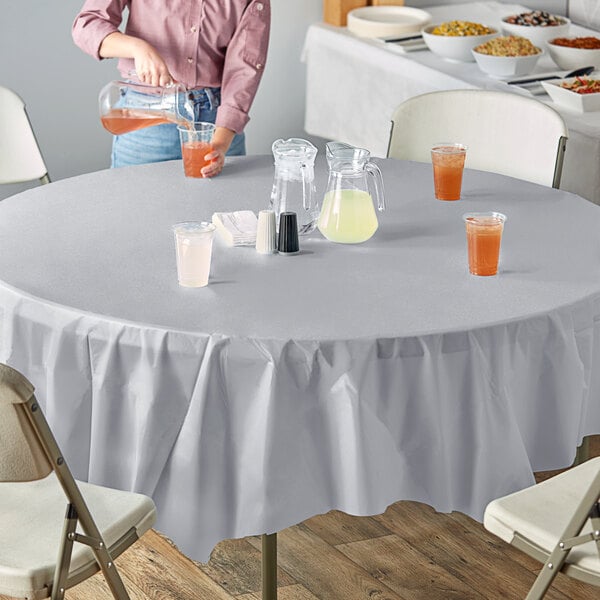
[178,122,215,178]
[463,212,506,276]
[431,143,467,200]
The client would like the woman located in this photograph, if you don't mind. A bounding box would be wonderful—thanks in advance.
[72,0,271,177]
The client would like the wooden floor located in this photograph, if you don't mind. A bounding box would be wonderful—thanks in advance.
[5,438,599,600]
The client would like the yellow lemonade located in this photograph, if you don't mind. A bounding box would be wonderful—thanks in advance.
[318,189,379,243]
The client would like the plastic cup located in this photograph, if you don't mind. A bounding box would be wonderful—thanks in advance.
[178,122,215,178]
[431,143,467,201]
[463,212,506,276]
[173,221,216,287]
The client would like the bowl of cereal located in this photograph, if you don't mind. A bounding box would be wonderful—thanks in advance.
[501,11,570,47]
[422,21,497,62]
[547,37,600,70]
[472,36,543,78]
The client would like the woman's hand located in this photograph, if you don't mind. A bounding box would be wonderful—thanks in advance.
[131,39,173,87]
[201,127,236,178]
[100,32,174,87]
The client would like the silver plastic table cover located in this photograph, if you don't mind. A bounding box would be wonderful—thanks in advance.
[0,155,599,562]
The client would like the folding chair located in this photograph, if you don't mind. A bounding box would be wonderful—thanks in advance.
[0,86,50,185]
[387,89,568,189]
[0,363,156,599]
[484,456,600,599]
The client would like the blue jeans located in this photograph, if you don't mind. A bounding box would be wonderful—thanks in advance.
[111,87,246,168]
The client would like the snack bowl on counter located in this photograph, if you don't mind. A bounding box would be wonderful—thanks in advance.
[501,11,570,47]
[541,75,600,112]
[547,37,600,70]
[422,20,497,62]
[472,36,543,78]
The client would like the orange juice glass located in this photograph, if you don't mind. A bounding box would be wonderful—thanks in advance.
[463,212,506,276]
[178,122,215,178]
[431,143,467,201]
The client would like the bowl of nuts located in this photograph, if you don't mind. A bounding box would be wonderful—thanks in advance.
[501,11,570,47]
[472,36,543,78]
[422,20,498,62]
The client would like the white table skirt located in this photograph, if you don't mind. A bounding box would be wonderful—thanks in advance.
[1,157,599,562]
[303,1,600,205]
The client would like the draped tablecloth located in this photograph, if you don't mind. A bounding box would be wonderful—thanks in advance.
[303,1,600,205]
[0,156,599,562]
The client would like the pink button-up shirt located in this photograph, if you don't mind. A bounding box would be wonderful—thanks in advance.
[72,0,270,133]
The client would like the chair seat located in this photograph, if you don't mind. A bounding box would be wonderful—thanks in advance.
[484,456,600,578]
[0,473,156,599]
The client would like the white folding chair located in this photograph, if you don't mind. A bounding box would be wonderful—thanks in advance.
[484,457,600,599]
[0,363,156,599]
[387,89,568,189]
[0,86,51,185]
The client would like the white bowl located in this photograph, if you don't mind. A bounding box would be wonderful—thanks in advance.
[542,76,600,112]
[347,6,431,38]
[422,25,497,62]
[547,38,600,70]
[501,15,570,47]
[472,48,543,79]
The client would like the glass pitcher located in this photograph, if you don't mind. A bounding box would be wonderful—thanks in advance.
[98,80,194,135]
[270,138,318,235]
[318,142,386,244]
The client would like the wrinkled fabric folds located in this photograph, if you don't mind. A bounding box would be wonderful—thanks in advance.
[1,283,598,562]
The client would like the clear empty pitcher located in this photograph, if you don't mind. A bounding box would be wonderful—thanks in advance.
[270,138,318,235]
[318,142,385,244]
[98,80,194,135]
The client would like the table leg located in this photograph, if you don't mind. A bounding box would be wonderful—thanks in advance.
[574,436,590,465]
[261,533,277,600]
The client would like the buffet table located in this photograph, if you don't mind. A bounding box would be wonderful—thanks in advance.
[0,156,599,568]
[303,1,600,204]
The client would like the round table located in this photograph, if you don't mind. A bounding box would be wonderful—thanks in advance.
[0,155,599,565]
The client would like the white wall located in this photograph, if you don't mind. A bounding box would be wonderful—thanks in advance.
[0,1,581,200]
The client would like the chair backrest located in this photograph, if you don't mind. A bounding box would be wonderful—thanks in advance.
[0,86,50,185]
[387,90,568,188]
[0,363,52,482]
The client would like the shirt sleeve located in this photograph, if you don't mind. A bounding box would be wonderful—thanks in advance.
[72,0,128,61]
[216,0,271,133]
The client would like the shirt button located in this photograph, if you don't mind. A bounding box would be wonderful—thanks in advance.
[187,57,193,63]
[190,25,197,33]
[256,2,263,10]
[256,63,263,70]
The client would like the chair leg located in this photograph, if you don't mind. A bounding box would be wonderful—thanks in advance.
[51,504,78,600]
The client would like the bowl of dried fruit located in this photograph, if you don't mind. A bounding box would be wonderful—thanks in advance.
[472,35,543,78]
[422,20,497,62]
[502,11,570,47]
[541,76,600,112]
[547,37,600,70]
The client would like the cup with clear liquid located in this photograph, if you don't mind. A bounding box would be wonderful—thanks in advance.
[317,142,386,244]
[99,80,194,135]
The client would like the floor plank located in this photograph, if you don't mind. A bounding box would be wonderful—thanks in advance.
[237,584,320,600]
[304,509,392,546]
[374,501,588,600]
[196,537,295,596]
[247,523,407,600]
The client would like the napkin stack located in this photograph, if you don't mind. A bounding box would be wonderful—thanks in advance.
[212,210,258,246]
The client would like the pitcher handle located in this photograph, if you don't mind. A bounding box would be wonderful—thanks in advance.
[366,162,386,211]
[301,163,314,211]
